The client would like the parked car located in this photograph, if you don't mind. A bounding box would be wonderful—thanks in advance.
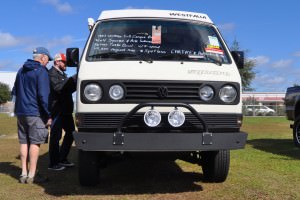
[284,86,300,147]
[245,105,275,116]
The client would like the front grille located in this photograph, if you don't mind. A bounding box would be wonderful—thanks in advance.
[77,113,240,132]
[124,82,201,100]
[80,80,240,104]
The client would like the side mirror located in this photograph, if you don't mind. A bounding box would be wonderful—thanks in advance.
[231,51,244,69]
[66,48,79,67]
[88,18,95,31]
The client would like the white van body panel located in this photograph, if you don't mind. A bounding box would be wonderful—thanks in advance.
[77,59,242,114]
[78,61,239,81]
[76,103,242,113]
[99,9,213,24]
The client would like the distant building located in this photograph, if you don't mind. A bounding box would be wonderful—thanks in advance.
[0,72,16,112]
[0,71,17,90]
[242,92,285,106]
[242,92,286,116]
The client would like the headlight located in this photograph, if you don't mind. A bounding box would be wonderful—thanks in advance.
[144,109,161,127]
[219,85,237,103]
[84,83,102,101]
[168,109,185,127]
[199,86,214,101]
[109,85,124,100]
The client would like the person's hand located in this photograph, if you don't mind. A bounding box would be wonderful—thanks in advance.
[45,118,52,128]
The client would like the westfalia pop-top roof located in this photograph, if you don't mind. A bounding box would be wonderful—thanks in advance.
[98,9,213,24]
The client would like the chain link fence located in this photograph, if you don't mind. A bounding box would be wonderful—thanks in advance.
[242,104,285,116]
[0,102,14,114]
[1,102,286,117]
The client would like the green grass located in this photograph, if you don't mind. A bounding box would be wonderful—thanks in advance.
[0,114,300,200]
[0,114,17,136]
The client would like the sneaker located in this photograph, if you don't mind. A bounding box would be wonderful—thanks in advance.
[59,160,75,167]
[19,175,27,184]
[26,173,49,184]
[48,164,66,171]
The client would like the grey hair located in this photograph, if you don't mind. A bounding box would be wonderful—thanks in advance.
[33,53,43,60]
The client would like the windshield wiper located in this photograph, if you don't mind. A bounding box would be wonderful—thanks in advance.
[205,54,223,66]
[158,54,189,61]
[88,52,153,63]
[88,52,134,59]
[139,55,153,63]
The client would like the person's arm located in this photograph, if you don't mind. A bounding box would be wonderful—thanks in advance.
[61,76,76,94]
[49,70,76,94]
[37,68,51,118]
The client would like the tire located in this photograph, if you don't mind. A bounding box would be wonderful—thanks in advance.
[201,150,230,183]
[78,150,99,186]
[247,111,253,116]
[256,112,263,116]
[293,117,300,147]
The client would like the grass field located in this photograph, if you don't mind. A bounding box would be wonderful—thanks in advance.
[0,114,300,200]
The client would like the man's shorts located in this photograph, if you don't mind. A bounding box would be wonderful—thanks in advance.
[17,116,49,144]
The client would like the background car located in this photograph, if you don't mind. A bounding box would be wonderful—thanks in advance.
[245,105,275,116]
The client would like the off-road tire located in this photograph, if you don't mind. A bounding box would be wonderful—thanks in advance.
[293,117,300,147]
[201,150,230,183]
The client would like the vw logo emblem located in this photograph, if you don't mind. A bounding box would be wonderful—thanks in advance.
[158,86,168,98]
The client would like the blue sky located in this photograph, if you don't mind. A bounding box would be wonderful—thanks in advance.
[0,0,300,92]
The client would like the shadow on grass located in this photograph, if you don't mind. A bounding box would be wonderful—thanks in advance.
[0,162,21,180]
[0,146,203,196]
[247,139,300,160]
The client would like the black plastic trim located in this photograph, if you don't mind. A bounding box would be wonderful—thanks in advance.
[80,80,240,104]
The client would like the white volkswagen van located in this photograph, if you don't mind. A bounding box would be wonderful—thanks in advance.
[67,9,247,186]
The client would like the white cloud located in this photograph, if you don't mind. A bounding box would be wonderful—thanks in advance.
[271,59,293,68]
[264,76,285,85]
[47,35,73,48]
[124,6,137,10]
[0,61,10,70]
[250,55,270,66]
[56,2,72,13]
[41,0,73,13]
[293,51,300,57]
[217,23,235,32]
[0,32,19,48]
[0,72,17,90]
[253,74,286,91]
[0,34,80,54]
[0,60,19,71]
[123,6,151,10]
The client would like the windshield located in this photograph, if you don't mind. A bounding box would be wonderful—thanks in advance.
[87,19,230,64]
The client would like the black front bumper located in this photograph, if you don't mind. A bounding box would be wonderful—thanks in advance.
[74,102,247,152]
[73,131,247,151]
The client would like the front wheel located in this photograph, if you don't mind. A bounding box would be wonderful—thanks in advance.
[293,117,300,147]
[201,150,230,183]
[78,150,99,186]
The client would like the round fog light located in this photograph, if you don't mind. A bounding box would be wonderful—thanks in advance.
[144,109,161,127]
[168,109,185,127]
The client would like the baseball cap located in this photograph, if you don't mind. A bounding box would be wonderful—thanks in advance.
[33,47,53,61]
[54,53,67,62]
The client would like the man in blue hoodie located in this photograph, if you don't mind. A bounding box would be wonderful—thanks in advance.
[12,47,53,184]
